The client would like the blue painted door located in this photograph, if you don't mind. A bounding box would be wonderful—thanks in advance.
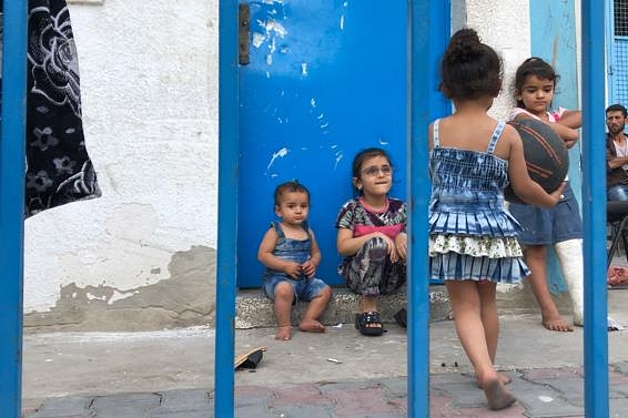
[238,0,409,287]
[529,0,580,294]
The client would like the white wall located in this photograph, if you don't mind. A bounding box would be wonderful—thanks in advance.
[464,1,531,119]
[24,0,219,318]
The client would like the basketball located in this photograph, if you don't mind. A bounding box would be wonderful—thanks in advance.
[504,119,569,204]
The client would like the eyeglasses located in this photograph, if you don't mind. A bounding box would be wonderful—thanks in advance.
[361,165,392,176]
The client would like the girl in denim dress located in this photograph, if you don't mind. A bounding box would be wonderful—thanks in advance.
[429,29,564,410]
[258,181,332,341]
[507,57,584,332]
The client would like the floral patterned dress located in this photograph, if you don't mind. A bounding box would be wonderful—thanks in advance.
[428,119,529,283]
[0,0,100,217]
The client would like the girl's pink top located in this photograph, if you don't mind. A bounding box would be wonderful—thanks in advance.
[508,107,567,123]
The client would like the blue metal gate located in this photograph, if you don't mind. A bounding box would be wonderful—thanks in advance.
[0,1,610,417]
[609,0,628,104]
[0,2,28,417]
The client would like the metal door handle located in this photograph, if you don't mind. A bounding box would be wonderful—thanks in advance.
[238,4,250,65]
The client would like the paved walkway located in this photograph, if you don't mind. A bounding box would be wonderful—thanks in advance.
[21,364,628,417]
[19,289,628,417]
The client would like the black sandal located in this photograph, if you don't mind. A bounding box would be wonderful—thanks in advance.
[234,346,266,370]
[355,311,385,336]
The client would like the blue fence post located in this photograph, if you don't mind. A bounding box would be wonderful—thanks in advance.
[581,1,609,417]
[0,1,28,417]
[408,1,436,416]
[215,0,239,417]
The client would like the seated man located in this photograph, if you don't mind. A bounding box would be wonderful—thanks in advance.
[606,103,628,201]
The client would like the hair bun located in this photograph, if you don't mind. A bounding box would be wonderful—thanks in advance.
[446,28,483,62]
[439,27,502,100]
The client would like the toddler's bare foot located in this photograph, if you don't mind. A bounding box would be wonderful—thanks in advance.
[477,372,511,388]
[275,325,292,341]
[298,318,325,333]
[483,379,516,411]
[542,315,573,332]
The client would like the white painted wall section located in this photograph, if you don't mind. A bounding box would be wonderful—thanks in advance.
[464,1,531,119]
[23,0,219,314]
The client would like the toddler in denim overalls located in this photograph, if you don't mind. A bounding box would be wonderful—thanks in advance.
[257,181,332,341]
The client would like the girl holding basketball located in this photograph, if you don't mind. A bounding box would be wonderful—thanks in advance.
[507,57,584,332]
[429,29,564,411]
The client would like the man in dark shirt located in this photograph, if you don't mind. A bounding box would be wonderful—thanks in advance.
[606,103,628,201]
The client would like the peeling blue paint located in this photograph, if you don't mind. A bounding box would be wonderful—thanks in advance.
[530,0,580,295]
[237,0,411,287]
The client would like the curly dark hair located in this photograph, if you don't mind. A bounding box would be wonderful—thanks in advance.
[439,28,503,101]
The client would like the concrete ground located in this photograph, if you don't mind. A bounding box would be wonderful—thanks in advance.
[20,288,628,417]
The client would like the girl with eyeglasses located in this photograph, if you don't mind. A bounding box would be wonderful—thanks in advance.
[335,147,407,337]
[507,57,584,332]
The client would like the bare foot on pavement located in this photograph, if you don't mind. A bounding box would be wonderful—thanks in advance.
[298,319,325,333]
[478,372,511,389]
[275,325,292,341]
[483,379,517,411]
[542,315,573,332]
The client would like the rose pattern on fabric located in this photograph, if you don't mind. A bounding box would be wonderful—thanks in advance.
[29,4,82,117]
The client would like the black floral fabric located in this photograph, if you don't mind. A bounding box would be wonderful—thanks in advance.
[1,0,100,217]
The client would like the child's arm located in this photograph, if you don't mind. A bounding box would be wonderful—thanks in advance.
[555,109,581,149]
[503,125,565,207]
[395,232,407,262]
[257,227,301,278]
[557,109,581,129]
[301,229,321,278]
[394,202,408,262]
[337,227,368,256]
[514,111,580,147]
[337,228,399,262]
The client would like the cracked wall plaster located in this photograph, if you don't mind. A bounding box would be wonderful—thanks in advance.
[25,246,217,332]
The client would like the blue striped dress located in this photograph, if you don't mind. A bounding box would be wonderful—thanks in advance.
[428,119,529,283]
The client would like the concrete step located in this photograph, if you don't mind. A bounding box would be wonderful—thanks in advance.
[235,281,575,329]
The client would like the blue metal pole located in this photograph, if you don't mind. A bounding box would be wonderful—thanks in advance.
[0,1,28,417]
[215,0,239,417]
[408,1,436,416]
[581,0,609,417]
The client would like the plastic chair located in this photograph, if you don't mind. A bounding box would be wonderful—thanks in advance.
[606,201,628,267]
